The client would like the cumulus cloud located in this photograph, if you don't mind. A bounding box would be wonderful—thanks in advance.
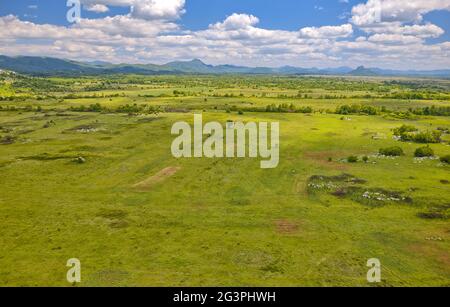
[367,23,445,38]
[84,4,109,13]
[74,15,179,37]
[367,33,423,45]
[299,24,353,39]
[210,13,260,30]
[346,0,448,66]
[131,0,185,20]
[351,0,450,26]
[80,0,185,20]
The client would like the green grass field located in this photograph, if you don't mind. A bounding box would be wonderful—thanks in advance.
[0,74,449,286]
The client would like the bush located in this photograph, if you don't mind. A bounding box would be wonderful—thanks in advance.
[347,156,358,163]
[264,104,313,114]
[415,146,434,157]
[393,125,418,136]
[394,124,442,143]
[362,156,369,163]
[379,146,404,157]
[409,131,442,144]
[336,104,378,115]
[441,155,450,164]
[0,135,15,144]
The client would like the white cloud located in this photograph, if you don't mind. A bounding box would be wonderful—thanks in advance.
[74,15,179,37]
[80,0,185,20]
[210,14,260,30]
[84,4,109,13]
[367,33,423,45]
[352,0,450,26]
[299,24,353,39]
[367,23,445,38]
[131,0,185,20]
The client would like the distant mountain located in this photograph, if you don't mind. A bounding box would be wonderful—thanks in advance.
[85,60,113,66]
[327,66,354,74]
[163,59,216,73]
[0,55,449,78]
[348,66,379,76]
[371,68,450,78]
[346,65,450,78]
[0,55,100,75]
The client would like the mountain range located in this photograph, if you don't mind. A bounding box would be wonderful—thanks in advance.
[1,55,449,78]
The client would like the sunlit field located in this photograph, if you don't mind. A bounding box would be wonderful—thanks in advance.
[0,74,449,286]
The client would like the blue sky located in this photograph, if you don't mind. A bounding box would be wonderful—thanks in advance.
[0,0,449,69]
[3,0,448,33]
[3,0,358,28]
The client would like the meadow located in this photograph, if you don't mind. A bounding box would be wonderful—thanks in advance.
[0,73,449,286]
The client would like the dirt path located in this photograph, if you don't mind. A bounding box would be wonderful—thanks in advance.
[133,166,181,190]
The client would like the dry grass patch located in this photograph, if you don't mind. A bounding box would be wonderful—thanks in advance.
[275,219,300,235]
[303,151,350,170]
[408,243,450,271]
[133,166,181,190]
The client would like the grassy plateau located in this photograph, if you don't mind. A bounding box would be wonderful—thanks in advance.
[0,73,449,286]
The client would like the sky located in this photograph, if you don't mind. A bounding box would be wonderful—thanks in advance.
[0,0,449,69]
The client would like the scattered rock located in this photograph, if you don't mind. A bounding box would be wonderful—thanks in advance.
[425,237,443,241]
[72,156,86,164]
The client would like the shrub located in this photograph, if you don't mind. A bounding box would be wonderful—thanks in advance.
[409,131,442,144]
[395,124,442,143]
[437,127,449,134]
[393,125,418,136]
[379,146,404,157]
[362,156,369,163]
[0,135,15,145]
[410,106,450,117]
[417,212,445,219]
[264,104,313,114]
[415,146,434,157]
[336,104,378,115]
[347,156,358,163]
[440,155,450,164]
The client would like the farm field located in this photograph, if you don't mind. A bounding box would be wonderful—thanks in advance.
[0,74,449,286]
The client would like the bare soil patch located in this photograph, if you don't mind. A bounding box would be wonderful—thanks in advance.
[408,243,450,270]
[133,166,181,190]
[303,151,349,170]
[275,219,300,235]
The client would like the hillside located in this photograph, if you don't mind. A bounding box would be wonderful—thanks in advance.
[0,55,449,78]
